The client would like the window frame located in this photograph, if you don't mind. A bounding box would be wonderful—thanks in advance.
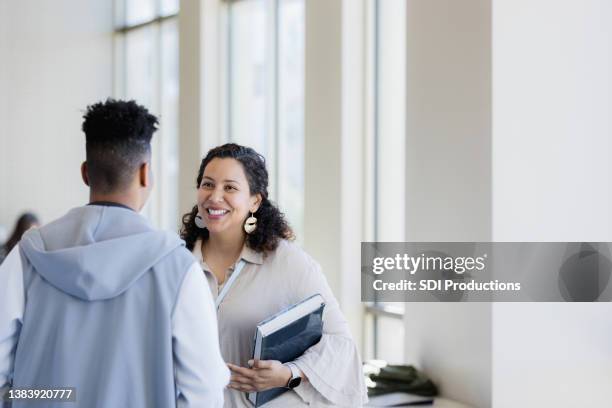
[113,0,180,231]
[221,0,305,240]
[363,0,407,362]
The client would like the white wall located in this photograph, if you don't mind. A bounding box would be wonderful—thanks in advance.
[404,1,492,407]
[492,0,612,406]
[0,0,113,230]
[0,0,9,241]
[493,0,612,242]
[403,1,612,406]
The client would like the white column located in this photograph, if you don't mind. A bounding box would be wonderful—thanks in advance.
[341,0,366,350]
[178,0,203,216]
[403,1,492,407]
[304,0,365,345]
[304,0,342,297]
[179,0,225,216]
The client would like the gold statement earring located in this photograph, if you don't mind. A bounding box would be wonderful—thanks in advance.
[244,211,257,234]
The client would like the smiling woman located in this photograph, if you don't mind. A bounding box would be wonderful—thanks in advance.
[180,143,367,407]
[198,157,261,241]
[181,144,293,256]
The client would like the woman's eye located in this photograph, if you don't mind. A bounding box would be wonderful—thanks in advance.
[224,185,236,191]
[201,182,213,189]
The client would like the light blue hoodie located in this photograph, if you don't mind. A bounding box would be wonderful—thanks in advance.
[13,205,195,408]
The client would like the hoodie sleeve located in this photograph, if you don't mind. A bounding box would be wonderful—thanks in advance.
[0,245,25,407]
[172,262,230,408]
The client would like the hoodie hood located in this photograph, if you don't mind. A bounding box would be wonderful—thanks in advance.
[19,205,186,301]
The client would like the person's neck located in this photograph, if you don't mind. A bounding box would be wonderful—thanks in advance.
[204,229,246,262]
[89,191,140,212]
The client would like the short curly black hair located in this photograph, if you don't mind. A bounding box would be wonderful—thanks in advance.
[82,98,158,193]
[180,143,294,253]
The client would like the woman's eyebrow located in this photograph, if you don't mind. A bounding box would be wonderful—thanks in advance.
[203,176,240,184]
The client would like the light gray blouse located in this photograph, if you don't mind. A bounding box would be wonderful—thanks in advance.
[193,239,367,407]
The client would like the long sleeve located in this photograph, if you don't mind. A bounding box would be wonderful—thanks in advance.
[290,256,368,407]
[0,245,25,408]
[172,262,230,408]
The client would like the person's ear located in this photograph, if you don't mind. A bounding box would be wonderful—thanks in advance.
[139,162,151,188]
[250,193,262,213]
[81,162,90,187]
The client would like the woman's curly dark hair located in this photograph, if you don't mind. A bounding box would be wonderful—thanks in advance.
[180,143,294,253]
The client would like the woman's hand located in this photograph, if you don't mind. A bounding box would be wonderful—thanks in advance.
[228,360,292,392]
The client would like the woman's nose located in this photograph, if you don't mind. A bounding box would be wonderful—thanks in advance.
[209,188,225,202]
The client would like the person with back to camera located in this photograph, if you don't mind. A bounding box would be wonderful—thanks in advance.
[0,99,229,408]
[0,213,40,265]
[180,143,368,407]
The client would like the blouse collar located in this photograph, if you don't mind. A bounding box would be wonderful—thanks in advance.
[193,239,264,266]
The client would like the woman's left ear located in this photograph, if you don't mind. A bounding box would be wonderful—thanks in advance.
[250,193,262,213]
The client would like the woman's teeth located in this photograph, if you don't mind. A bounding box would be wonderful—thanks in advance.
[208,209,228,216]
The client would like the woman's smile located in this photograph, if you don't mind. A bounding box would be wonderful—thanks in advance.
[205,207,230,220]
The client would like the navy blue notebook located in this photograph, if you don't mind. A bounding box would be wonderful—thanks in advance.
[248,294,325,407]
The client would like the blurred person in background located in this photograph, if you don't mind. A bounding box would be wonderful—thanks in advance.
[0,213,40,265]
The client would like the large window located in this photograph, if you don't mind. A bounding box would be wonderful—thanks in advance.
[222,0,305,240]
[363,0,407,363]
[113,0,180,232]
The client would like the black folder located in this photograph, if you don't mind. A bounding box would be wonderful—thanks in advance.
[248,294,325,407]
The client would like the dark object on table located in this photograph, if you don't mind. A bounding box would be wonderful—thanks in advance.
[364,361,438,397]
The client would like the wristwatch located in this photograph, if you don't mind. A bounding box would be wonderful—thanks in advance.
[284,362,302,389]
